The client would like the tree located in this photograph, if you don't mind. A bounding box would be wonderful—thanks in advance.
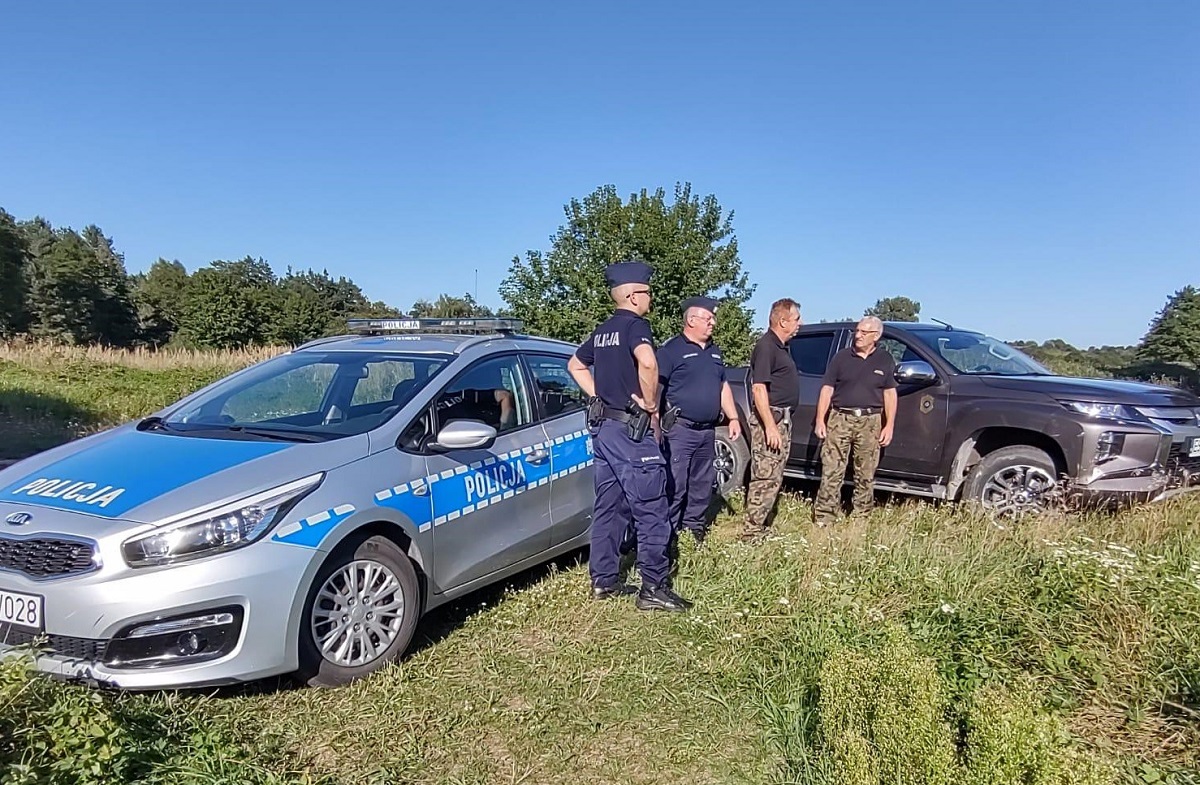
[409,293,494,319]
[130,259,191,346]
[1137,285,1200,368]
[865,296,921,322]
[177,257,279,349]
[80,225,138,345]
[500,183,756,364]
[0,208,28,335]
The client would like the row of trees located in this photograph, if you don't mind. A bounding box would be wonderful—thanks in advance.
[3,189,1197,379]
[0,208,496,349]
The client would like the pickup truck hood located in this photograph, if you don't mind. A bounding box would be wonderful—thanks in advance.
[977,375,1200,406]
[0,425,367,525]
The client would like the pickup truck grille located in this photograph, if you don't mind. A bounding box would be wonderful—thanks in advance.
[1167,443,1200,474]
[0,536,98,579]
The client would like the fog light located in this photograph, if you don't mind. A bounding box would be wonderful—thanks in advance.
[1096,432,1126,463]
[105,606,242,670]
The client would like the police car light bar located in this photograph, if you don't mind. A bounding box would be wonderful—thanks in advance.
[347,318,525,335]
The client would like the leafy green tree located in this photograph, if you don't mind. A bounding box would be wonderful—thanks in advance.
[0,208,28,335]
[177,257,279,349]
[20,223,137,346]
[866,296,921,322]
[410,293,494,319]
[130,259,191,346]
[1137,285,1200,369]
[500,183,756,363]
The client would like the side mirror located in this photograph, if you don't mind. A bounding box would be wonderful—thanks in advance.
[430,420,497,451]
[895,360,937,385]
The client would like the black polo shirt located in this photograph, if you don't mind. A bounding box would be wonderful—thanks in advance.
[574,309,655,408]
[822,347,898,409]
[657,335,726,424]
[749,331,799,409]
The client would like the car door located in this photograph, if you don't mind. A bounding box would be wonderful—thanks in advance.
[787,330,842,471]
[420,354,554,591]
[875,332,949,481]
[522,352,594,547]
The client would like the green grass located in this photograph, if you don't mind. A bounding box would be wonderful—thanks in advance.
[2,345,1200,783]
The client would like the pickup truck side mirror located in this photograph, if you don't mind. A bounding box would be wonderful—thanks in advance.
[430,420,497,451]
[895,360,938,386]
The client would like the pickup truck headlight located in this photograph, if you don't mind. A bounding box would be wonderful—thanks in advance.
[122,474,323,568]
[1059,401,1143,422]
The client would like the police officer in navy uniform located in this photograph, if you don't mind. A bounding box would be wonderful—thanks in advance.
[568,261,693,613]
[657,296,742,545]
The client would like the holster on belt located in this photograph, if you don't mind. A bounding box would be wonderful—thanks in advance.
[626,399,651,442]
[771,406,793,427]
[586,396,604,429]
[660,404,681,433]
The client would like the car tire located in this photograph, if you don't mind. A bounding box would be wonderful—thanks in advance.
[296,533,421,688]
[962,445,1058,517]
[713,425,750,500]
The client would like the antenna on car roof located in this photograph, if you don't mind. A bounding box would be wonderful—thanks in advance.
[346,317,525,336]
[930,318,954,331]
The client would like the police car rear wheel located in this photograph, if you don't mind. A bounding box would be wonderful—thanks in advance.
[297,534,420,687]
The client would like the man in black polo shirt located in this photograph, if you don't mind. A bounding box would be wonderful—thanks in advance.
[812,316,898,525]
[741,297,801,541]
[658,295,742,545]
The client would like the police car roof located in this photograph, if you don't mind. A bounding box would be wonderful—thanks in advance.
[294,329,578,356]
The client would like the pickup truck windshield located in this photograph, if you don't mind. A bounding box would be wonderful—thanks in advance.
[160,351,451,440]
[908,331,1052,376]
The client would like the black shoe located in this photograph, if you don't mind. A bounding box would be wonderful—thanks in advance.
[688,528,707,546]
[636,584,693,612]
[592,583,636,600]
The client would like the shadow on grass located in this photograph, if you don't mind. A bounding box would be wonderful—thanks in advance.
[0,388,100,461]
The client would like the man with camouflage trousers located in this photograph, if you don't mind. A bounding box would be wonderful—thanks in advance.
[812,316,898,525]
[740,298,802,541]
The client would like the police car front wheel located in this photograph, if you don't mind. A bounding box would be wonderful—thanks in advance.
[296,533,421,687]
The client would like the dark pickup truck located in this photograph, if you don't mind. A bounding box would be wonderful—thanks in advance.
[715,321,1200,515]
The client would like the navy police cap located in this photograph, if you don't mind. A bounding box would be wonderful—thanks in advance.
[604,261,653,288]
[681,295,719,314]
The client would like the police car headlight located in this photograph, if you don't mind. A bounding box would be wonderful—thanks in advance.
[122,474,323,568]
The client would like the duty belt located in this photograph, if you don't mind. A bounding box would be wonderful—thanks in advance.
[835,406,881,416]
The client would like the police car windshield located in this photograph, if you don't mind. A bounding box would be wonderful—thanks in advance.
[908,330,1051,376]
[162,351,451,439]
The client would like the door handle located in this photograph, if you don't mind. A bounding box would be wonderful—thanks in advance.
[412,483,429,497]
[527,449,549,466]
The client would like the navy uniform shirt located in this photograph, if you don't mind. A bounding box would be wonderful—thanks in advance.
[657,335,726,424]
[575,310,655,408]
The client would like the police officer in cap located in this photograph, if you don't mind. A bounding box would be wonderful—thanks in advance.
[568,261,693,612]
[657,295,742,544]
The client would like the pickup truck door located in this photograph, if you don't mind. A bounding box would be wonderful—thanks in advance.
[786,329,843,472]
[875,332,949,481]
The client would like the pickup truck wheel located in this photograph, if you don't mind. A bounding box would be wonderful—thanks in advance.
[713,425,749,499]
[296,534,421,687]
[963,446,1058,517]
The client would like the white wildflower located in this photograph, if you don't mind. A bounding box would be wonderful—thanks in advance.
[940,603,956,614]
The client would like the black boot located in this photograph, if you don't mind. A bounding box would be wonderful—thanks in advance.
[636,584,693,612]
[592,583,636,600]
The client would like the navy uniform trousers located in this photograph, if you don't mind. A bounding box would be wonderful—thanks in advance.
[589,419,671,590]
[664,423,716,535]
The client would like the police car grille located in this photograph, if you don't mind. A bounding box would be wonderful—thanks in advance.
[0,536,97,579]
[0,626,108,660]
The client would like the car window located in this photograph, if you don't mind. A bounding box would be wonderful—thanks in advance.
[790,333,836,376]
[221,363,338,422]
[351,359,418,407]
[526,354,586,418]
[878,337,922,364]
[434,356,532,433]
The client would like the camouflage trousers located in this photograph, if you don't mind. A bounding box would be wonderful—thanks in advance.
[742,413,792,536]
[813,410,882,523]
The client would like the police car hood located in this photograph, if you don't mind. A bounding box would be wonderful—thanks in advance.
[0,425,367,526]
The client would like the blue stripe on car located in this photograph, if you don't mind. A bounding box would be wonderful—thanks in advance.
[0,431,291,518]
[272,504,357,548]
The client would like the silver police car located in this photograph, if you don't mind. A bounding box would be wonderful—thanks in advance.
[0,319,594,688]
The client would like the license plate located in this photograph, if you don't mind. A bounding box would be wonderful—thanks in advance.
[0,589,44,634]
[1190,437,1200,459]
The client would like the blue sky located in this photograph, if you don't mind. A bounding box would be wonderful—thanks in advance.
[2,1,1196,347]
